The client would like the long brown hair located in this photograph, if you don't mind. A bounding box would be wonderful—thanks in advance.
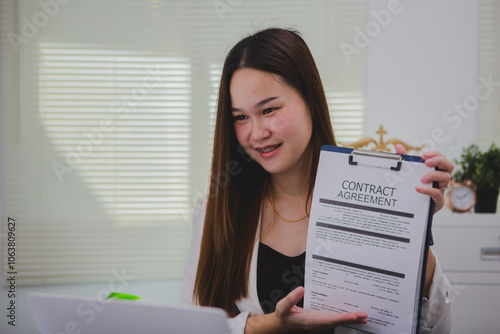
[193,28,336,315]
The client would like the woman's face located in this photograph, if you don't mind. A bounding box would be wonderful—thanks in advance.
[230,68,313,177]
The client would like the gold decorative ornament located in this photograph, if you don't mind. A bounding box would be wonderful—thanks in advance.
[339,125,424,153]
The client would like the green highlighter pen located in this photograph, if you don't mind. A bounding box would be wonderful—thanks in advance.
[107,292,141,300]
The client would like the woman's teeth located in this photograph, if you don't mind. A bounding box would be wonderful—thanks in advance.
[258,144,281,153]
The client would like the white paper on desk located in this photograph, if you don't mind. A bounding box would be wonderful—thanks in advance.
[304,147,434,334]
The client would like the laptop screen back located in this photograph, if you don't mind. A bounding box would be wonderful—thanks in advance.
[28,292,229,334]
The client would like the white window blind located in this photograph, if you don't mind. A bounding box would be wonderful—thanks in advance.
[2,0,366,286]
[478,0,500,149]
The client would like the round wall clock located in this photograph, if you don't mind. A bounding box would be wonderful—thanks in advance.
[445,180,476,213]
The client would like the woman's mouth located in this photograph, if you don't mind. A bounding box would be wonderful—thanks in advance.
[256,144,282,157]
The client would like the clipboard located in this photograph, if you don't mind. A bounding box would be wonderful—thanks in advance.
[304,145,437,334]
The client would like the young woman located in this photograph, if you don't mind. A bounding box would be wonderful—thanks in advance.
[182,28,453,334]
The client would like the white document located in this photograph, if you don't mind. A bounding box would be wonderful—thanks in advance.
[304,146,435,334]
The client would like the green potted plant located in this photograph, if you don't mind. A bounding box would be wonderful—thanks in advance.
[453,143,500,213]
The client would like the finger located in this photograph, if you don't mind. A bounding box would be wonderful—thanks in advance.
[421,150,443,159]
[416,186,444,200]
[325,311,367,324]
[421,152,455,173]
[343,311,368,325]
[395,144,408,155]
[276,287,304,314]
[302,311,368,332]
[420,170,451,187]
[416,186,444,212]
[324,312,368,329]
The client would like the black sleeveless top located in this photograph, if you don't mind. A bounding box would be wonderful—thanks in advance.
[256,243,336,334]
[257,242,306,314]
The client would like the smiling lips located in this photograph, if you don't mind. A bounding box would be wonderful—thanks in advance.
[256,143,282,157]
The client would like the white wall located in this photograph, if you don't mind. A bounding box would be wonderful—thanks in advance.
[365,0,478,164]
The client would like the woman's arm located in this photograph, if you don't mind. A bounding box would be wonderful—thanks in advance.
[420,254,452,333]
[423,248,436,299]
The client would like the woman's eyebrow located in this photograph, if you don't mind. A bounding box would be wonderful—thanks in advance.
[231,96,279,112]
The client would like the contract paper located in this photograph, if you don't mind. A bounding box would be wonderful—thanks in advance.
[304,146,434,334]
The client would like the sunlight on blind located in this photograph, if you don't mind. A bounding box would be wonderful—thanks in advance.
[327,91,364,143]
[208,63,222,146]
[39,43,191,222]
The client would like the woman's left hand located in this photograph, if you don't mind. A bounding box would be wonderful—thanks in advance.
[395,144,454,214]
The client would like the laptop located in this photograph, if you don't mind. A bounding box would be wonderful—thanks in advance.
[27,292,230,334]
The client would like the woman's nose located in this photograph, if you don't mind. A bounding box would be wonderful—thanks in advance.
[250,119,271,142]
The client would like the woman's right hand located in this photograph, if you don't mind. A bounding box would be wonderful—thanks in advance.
[274,286,367,333]
[244,286,368,333]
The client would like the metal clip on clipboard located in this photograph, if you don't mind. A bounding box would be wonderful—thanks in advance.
[348,149,403,171]
[348,148,434,246]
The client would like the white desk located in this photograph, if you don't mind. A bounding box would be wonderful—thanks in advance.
[432,213,500,334]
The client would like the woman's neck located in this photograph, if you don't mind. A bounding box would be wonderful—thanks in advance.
[262,159,312,255]
[269,148,312,201]
[270,172,309,202]
[269,157,311,203]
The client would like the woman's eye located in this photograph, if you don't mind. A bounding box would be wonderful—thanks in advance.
[233,115,247,121]
[263,107,277,115]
